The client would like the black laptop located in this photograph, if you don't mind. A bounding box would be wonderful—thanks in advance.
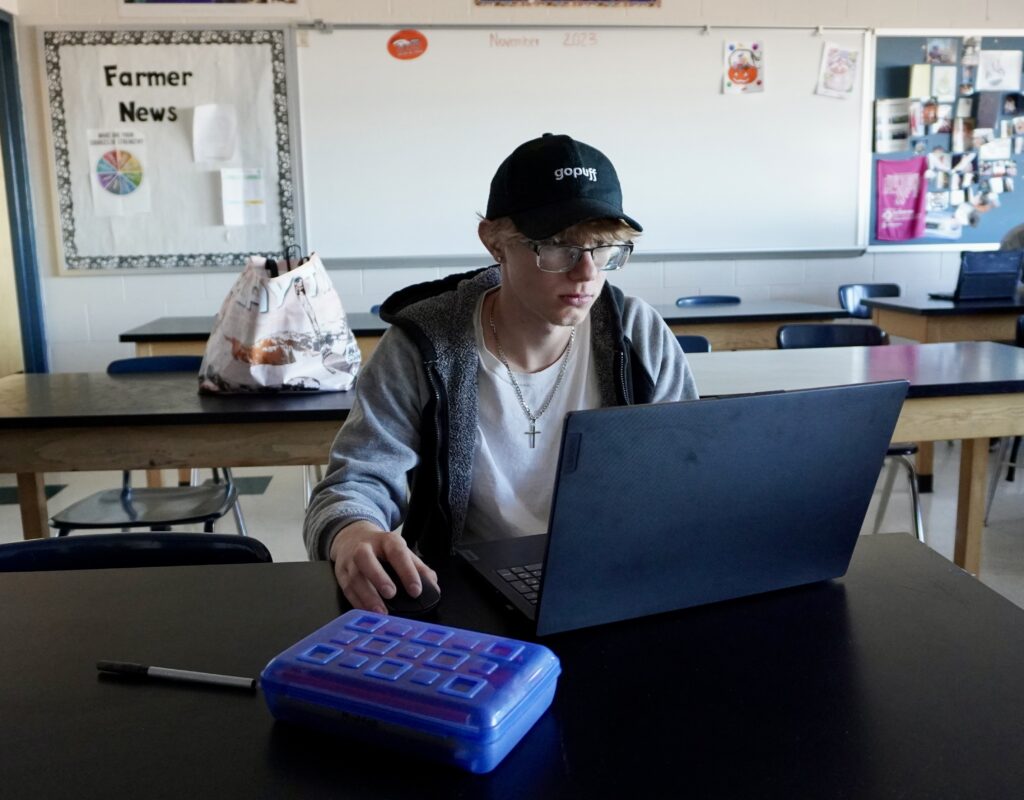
[456,381,909,636]
[928,250,1023,301]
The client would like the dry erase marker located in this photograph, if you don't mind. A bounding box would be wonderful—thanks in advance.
[97,660,257,692]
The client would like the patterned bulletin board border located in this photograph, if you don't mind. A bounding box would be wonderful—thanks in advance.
[42,28,297,270]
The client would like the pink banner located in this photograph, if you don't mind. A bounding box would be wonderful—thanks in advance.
[876,157,928,241]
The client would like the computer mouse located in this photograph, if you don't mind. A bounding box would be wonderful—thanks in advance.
[381,561,441,617]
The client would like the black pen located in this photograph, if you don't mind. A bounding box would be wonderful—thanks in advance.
[97,660,257,692]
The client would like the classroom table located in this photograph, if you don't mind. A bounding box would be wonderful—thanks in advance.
[119,301,845,357]
[0,372,353,540]
[862,294,1024,491]
[2,534,1023,798]
[685,341,1024,574]
[4,341,1023,573]
[862,294,1024,344]
[655,300,845,349]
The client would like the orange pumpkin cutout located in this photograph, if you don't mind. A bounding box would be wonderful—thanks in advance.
[728,49,759,85]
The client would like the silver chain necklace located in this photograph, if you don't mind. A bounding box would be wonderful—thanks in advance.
[488,307,576,448]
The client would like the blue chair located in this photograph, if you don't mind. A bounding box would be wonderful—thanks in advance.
[0,533,271,572]
[107,355,208,374]
[776,323,924,542]
[49,356,247,537]
[776,323,889,349]
[675,295,740,307]
[838,283,900,320]
[676,335,711,353]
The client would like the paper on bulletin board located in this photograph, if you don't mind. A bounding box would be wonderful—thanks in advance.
[87,129,151,216]
[931,66,957,102]
[977,51,1023,92]
[221,167,267,226]
[193,103,238,163]
[723,42,763,94]
[908,64,931,99]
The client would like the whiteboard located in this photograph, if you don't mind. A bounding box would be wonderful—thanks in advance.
[297,26,870,261]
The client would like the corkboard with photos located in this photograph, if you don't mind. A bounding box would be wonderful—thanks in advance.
[871,34,1024,247]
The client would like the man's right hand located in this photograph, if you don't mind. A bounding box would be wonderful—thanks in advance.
[328,521,439,614]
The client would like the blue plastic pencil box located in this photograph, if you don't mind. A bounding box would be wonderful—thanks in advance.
[260,610,561,774]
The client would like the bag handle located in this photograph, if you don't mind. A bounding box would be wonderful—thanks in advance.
[264,245,309,278]
[283,243,309,272]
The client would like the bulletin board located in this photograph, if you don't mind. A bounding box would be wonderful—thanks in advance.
[870,32,1024,249]
[40,28,300,271]
[295,25,871,264]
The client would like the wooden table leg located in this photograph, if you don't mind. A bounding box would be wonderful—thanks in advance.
[916,441,934,492]
[16,472,49,540]
[954,438,988,575]
[145,469,164,487]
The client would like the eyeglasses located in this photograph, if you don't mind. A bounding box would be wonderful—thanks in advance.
[524,241,634,273]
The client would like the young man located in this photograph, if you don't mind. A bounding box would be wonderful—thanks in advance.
[303,133,699,612]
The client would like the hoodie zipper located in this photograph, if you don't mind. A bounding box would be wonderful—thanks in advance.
[424,361,452,532]
[617,349,631,404]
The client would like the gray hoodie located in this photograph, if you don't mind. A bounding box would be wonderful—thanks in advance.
[303,266,699,561]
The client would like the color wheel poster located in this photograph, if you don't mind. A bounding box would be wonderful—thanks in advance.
[87,129,151,216]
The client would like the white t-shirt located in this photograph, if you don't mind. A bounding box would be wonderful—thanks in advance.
[463,290,601,541]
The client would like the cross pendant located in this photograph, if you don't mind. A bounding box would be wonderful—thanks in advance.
[525,420,540,448]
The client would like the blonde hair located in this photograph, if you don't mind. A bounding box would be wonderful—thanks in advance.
[478,215,640,252]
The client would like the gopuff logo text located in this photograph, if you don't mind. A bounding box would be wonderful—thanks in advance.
[554,167,597,181]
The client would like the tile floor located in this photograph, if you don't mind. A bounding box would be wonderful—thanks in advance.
[2,440,1022,608]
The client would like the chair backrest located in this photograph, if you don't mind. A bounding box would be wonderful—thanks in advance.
[777,323,889,350]
[837,283,900,319]
[0,533,272,572]
[107,355,204,374]
[675,295,741,307]
[676,334,712,353]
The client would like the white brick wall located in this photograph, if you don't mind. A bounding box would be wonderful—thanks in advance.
[13,0,1023,370]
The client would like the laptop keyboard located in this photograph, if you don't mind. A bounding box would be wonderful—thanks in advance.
[496,563,543,605]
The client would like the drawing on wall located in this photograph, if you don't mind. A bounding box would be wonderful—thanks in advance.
[977,51,1023,92]
[42,28,298,270]
[815,42,859,99]
[931,65,957,102]
[723,41,763,94]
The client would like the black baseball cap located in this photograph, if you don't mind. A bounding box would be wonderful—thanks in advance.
[485,133,642,240]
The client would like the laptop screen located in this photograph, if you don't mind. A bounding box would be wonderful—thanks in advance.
[531,381,908,634]
[954,251,1023,300]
